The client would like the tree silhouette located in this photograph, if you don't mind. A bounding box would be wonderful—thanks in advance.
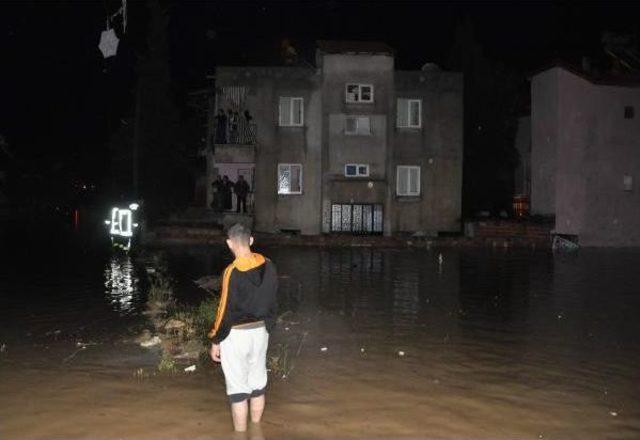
[447,18,520,216]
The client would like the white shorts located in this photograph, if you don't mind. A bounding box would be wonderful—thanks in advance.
[220,326,269,403]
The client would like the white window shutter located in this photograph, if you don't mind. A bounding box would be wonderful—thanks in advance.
[346,117,357,133]
[409,167,420,195]
[358,117,370,134]
[397,167,409,195]
[397,99,409,127]
[291,165,301,192]
[279,97,291,126]
[409,100,421,127]
[292,98,303,125]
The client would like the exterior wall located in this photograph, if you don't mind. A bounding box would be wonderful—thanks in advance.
[583,85,640,246]
[391,71,463,234]
[320,54,394,234]
[210,53,464,236]
[531,66,640,246]
[214,67,323,235]
[553,70,592,237]
[531,68,560,215]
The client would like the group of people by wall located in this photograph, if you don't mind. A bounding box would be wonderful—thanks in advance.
[211,175,251,214]
[214,109,256,144]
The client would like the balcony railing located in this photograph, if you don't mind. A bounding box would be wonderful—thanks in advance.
[213,122,257,145]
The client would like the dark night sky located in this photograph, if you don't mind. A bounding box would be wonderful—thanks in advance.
[1,1,639,183]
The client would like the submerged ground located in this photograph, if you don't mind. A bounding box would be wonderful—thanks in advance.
[1,218,640,439]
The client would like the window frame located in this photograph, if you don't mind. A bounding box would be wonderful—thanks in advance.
[345,83,374,104]
[397,98,422,129]
[344,116,372,135]
[277,163,303,195]
[624,105,635,119]
[396,165,421,196]
[344,163,370,178]
[278,96,304,127]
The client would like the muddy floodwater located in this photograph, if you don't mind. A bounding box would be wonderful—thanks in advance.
[1,222,640,439]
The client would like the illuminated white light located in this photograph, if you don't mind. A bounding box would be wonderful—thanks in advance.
[108,206,137,239]
[110,208,120,235]
[119,209,133,237]
[129,203,139,210]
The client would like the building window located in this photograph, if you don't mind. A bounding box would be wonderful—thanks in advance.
[278,163,303,194]
[345,116,371,135]
[345,84,374,103]
[279,97,304,126]
[624,106,635,119]
[396,165,421,196]
[397,99,422,128]
[345,164,370,177]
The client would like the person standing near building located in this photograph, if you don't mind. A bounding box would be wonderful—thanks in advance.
[209,224,278,432]
[211,175,224,212]
[222,175,234,211]
[234,175,250,214]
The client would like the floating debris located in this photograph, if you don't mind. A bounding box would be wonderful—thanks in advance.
[610,411,618,417]
[184,365,196,373]
[0,343,6,353]
[398,350,405,357]
[552,235,579,252]
[62,345,87,363]
[360,347,365,353]
[320,347,328,352]
[140,336,161,348]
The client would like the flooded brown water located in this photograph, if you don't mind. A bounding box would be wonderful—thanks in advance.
[1,223,640,439]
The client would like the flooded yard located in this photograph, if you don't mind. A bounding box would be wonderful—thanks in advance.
[1,224,640,439]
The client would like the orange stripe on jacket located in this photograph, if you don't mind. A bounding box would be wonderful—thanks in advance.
[208,253,267,339]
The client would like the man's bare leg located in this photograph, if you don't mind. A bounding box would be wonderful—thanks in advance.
[250,395,265,423]
[231,400,249,432]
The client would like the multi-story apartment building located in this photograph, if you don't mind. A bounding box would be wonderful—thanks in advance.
[202,41,463,236]
[530,63,640,246]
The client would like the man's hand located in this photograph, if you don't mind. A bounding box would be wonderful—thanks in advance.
[210,343,221,363]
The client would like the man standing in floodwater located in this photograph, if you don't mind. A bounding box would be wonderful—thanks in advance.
[209,223,278,432]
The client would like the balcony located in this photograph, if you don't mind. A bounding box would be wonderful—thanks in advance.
[213,122,257,147]
[212,122,256,163]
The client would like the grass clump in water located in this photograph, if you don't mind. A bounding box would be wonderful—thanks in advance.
[157,353,177,374]
[169,295,219,343]
[148,274,173,304]
[268,343,294,380]
[133,368,151,380]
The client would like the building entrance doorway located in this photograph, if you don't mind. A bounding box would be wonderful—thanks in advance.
[330,203,383,235]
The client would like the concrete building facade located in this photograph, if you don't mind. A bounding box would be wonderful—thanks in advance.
[531,65,640,246]
[205,41,463,236]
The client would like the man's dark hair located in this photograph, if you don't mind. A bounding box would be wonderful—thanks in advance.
[227,223,252,244]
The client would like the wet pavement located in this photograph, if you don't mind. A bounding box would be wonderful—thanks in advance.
[1,220,640,439]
